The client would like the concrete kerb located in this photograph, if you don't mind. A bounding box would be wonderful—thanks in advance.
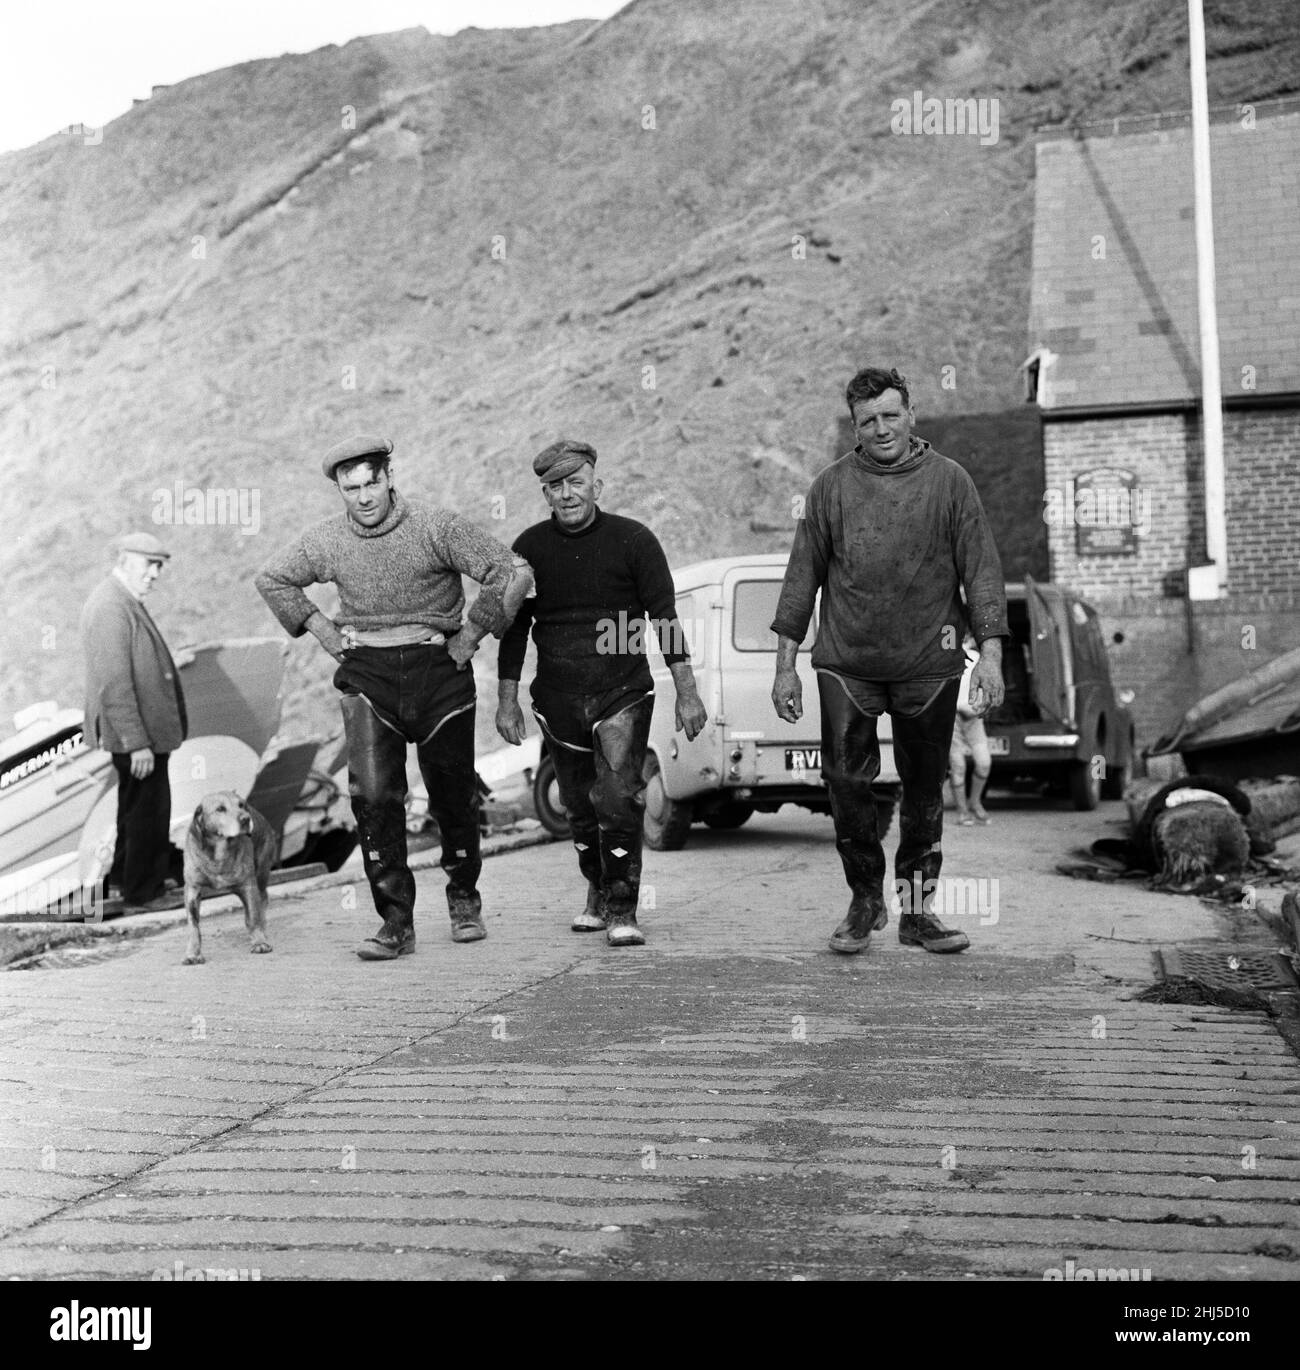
[0,824,557,969]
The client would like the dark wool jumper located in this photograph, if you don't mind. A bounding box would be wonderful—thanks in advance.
[771,439,1008,681]
[255,492,518,638]
[498,509,690,695]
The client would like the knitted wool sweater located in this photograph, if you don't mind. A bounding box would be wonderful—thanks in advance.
[255,492,518,638]
[498,509,689,695]
[772,439,1008,681]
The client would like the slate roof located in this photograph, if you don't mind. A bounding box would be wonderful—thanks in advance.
[1028,99,1300,412]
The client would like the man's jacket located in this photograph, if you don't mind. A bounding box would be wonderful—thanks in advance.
[80,576,188,754]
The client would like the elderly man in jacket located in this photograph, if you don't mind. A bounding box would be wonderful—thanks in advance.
[80,532,188,910]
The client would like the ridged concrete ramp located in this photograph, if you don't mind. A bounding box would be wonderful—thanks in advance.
[1,807,1297,1281]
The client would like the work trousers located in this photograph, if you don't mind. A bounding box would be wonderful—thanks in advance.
[532,680,654,921]
[817,672,961,917]
[109,751,174,902]
[335,643,481,929]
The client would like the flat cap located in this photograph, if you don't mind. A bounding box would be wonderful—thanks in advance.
[533,439,596,484]
[321,434,394,481]
[117,531,171,560]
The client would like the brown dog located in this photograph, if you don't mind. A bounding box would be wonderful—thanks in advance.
[183,792,276,964]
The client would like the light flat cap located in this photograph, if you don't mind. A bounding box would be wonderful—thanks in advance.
[117,531,171,560]
[321,434,394,481]
[533,439,596,484]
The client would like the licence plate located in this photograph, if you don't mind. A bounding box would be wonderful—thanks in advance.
[987,735,1010,755]
[785,748,821,769]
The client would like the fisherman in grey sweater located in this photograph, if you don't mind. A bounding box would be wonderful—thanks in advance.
[772,368,1008,957]
[256,435,532,959]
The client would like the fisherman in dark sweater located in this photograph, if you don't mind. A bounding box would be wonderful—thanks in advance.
[496,439,707,946]
[256,434,532,959]
[772,367,1008,956]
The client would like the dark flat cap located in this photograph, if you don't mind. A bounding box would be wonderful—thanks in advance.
[533,439,596,484]
[117,531,170,560]
[321,434,394,481]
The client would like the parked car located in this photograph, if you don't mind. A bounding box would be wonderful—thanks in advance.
[984,576,1136,810]
[531,553,900,848]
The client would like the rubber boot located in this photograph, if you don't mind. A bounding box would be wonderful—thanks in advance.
[605,880,645,947]
[829,892,889,955]
[351,795,417,960]
[572,881,606,932]
[605,908,646,947]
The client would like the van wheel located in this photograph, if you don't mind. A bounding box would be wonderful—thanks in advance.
[1069,759,1102,811]
[643,752,692,851]
[703,802,754,830]
[532,753,571,839]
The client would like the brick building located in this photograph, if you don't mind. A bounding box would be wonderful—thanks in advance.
[1026,98,1300,744]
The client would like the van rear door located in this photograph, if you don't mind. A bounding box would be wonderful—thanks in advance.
[718,568,897,786]
[718,570,815,768]
[1025,575,1072,726]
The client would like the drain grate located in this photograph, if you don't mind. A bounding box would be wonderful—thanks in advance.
[1155,945,1299,993]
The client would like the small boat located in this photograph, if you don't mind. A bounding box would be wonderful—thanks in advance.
[0,639,354,918]
[1146,645,1300,781]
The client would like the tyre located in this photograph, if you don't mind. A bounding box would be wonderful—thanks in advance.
[532,752,571,838]
[642,751,693,850]
[1069,758,1102,810]
[703,802,755,830]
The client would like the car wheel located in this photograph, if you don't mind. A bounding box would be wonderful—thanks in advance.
[642,751,692,851]
[703,802,755,830]
[532,753,571,838]
[1069,758,1102,811]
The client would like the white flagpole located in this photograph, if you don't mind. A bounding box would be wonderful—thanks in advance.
[1189,0,1227,595]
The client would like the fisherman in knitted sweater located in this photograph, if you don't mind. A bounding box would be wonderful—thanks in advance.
[496,440,707,946]
[772,368,1008,957]
[256,435,532,959]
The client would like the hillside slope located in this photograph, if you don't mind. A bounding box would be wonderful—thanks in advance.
[2,0,1296,743]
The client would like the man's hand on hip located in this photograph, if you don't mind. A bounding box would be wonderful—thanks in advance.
[129,747,155,779]
[445,632,479,670]
[307,612,348,662]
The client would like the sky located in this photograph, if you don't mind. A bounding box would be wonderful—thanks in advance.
[0,0,625,155]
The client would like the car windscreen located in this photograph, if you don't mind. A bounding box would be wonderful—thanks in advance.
[732,580,814,651]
